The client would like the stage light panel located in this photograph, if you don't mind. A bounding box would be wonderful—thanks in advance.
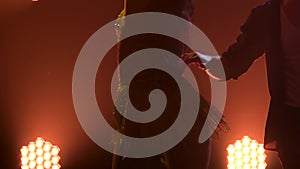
[20,137,61,169]
[227,136,267,169]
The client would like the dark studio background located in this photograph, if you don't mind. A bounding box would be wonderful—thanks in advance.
[0,0,282,168]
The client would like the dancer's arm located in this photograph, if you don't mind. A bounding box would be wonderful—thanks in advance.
[183,3,269,80]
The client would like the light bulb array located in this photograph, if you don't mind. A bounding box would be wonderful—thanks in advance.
[227,136,267,169]
[20,137,61,169]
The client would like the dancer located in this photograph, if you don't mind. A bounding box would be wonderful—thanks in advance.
[184,0,300,168]
[112,0,226,169]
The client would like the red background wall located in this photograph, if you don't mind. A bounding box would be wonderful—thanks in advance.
[0,0,282,168]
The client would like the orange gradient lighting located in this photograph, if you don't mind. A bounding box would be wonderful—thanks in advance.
[227,136,267,169]
[20,137,61,169]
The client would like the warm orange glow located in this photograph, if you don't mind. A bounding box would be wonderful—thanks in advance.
[20,137,61,169]
[227,136,267,169]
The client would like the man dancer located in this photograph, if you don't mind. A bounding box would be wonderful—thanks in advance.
[184,0,300,168]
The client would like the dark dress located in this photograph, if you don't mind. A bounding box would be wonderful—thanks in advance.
[112,0,215,169]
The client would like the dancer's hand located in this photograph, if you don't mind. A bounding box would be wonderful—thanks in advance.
[181,52,206,70]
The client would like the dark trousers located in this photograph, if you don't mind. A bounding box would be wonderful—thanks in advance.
[277,105,300,169]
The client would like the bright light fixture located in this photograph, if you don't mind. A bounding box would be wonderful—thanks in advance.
[20,137,61,169]
[227,136,267,169]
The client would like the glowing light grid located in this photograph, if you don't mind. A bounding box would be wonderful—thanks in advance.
[20,137,61,169]
[227,136,267,169]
